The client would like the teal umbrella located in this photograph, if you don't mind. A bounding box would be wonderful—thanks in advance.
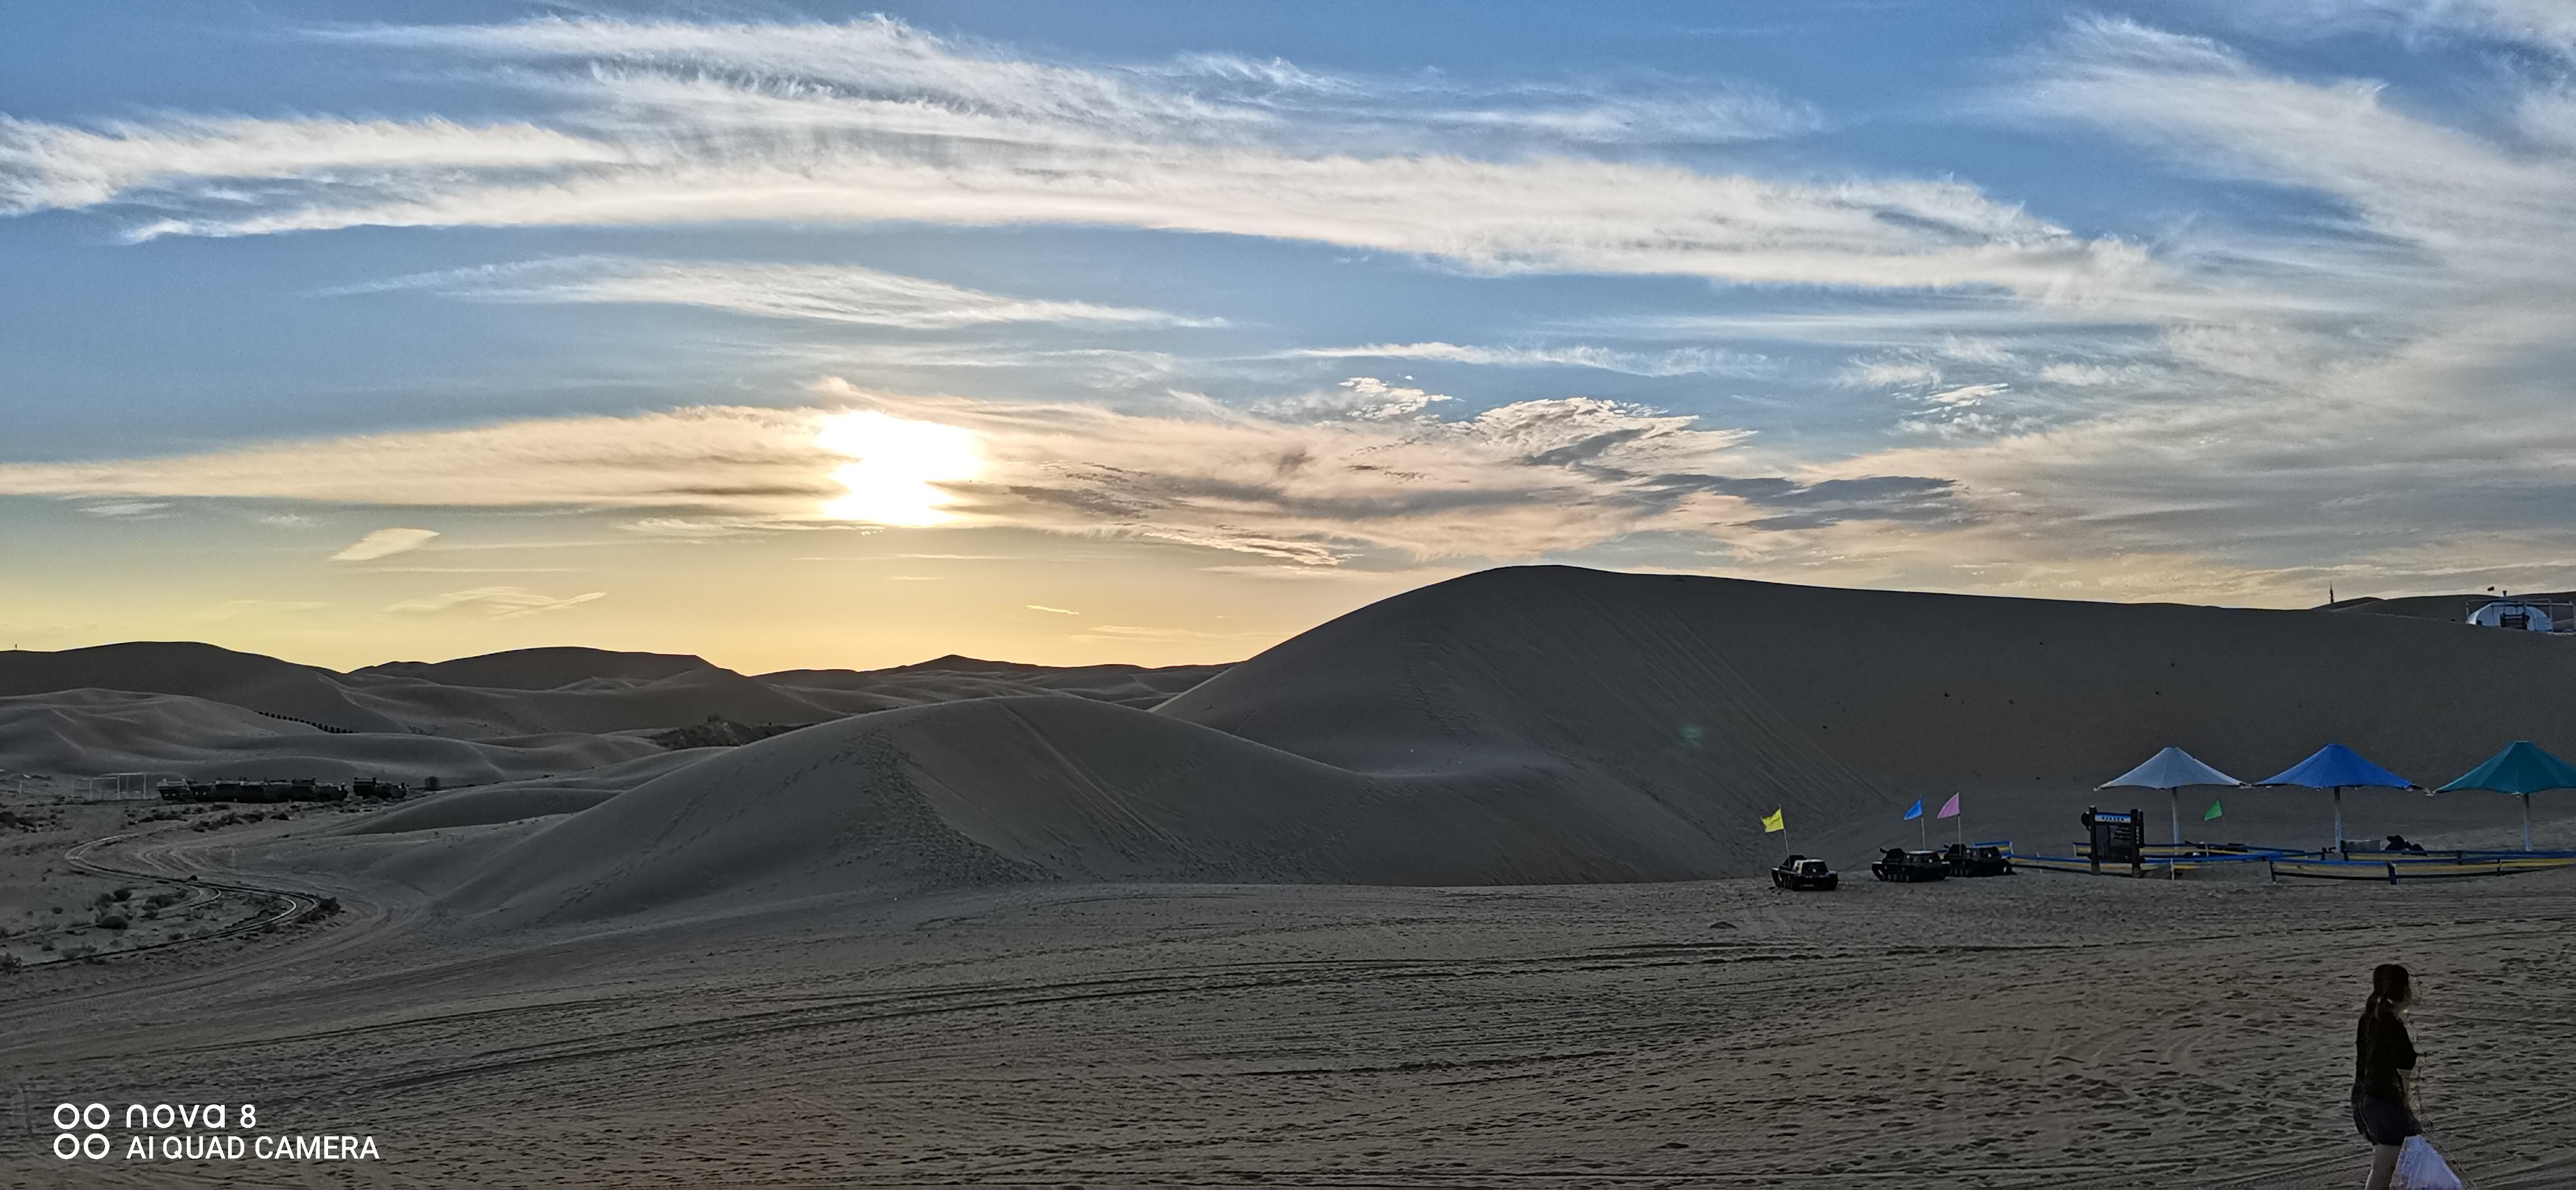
[2436,740,2576,852]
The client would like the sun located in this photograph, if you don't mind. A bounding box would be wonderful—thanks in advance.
[815,410,980,526]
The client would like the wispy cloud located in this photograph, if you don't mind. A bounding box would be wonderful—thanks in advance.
[0,114,622,214]
[1025,604,1080,615]
[330,527,439,561]
[1067,623,1282,647]
[2240,1,2576,62]
[0,16,2146,297]
[1283,342,1769,377]
[77,500,172,518]
[1764,13,2576,601]
[0,379,1961,568]
[385,586,605,618]
[333,257,1213,330]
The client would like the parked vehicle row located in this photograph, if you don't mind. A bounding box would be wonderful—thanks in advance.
[1772,844,2013,891]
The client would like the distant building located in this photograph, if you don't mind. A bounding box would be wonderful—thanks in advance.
[2467,599,2566,632]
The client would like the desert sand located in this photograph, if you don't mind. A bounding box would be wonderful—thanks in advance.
[4,566,2573,1187]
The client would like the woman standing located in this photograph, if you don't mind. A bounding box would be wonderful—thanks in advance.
[2353,963,2421,1190]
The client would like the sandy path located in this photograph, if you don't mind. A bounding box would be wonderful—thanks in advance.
[5,853,2570,1188]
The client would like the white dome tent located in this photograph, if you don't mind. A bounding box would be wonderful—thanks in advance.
[2468,600,2558,632]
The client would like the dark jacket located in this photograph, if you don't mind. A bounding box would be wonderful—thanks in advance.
[2354,1002,2416,1103]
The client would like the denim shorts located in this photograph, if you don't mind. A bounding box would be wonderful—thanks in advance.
[2352,1093,2420,1146]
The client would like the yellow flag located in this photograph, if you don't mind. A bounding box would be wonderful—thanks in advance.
[1761,809,1785,833]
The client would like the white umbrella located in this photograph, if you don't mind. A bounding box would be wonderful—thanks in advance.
[2100,746,2245,877]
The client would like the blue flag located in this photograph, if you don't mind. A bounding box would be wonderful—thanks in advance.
[1903,799,1923,820]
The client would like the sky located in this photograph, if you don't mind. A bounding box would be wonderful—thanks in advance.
[5,1,2576,673]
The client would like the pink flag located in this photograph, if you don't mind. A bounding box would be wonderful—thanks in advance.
[1936,792,1962,819]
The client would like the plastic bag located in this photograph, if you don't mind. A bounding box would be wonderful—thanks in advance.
[2395,1135,2463,1190]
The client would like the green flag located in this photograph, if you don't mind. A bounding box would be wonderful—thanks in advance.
[2203,798,2224,821]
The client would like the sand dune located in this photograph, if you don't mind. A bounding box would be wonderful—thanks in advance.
[335,664,842,738]
[409,566,2576,924]
[339,747,726,834]
[761,656,1227,711]
[357,646,718,690]
[1168,567,2576,789]
[437,693,1782,926]
[0,644,1225,764]
[15,566,2576,1188]
[0,640,410,732]
[0,688,660,783]
[21,567,2576,925]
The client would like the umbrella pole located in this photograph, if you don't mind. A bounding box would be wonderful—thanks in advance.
[2524,794,2533,852]
[2333,787,2345,856]
[2170,788,2181,881]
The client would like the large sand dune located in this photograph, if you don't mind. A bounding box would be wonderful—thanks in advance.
[430,567,2576,923]
[1168,566,2576,787]
[438,692,1784,926]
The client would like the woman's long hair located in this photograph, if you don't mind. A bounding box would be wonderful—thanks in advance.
[2366,962,2413,1015]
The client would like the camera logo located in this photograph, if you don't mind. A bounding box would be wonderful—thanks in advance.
[53,1103,110,1160]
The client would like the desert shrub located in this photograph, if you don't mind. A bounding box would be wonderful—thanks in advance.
[191,811,267,832]
[96,914,127,931]
[62,945,92,958]
[0,952,20,972]
[112,887,131,902]
[144,891,181,910]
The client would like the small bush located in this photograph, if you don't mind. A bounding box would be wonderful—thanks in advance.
[112,887,131,903]
[97,915,129,931]
[0,952,21,972]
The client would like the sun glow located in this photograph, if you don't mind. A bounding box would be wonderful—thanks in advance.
[816,411,980,526]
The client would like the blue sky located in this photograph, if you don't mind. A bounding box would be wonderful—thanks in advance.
[4,1,2574,670]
